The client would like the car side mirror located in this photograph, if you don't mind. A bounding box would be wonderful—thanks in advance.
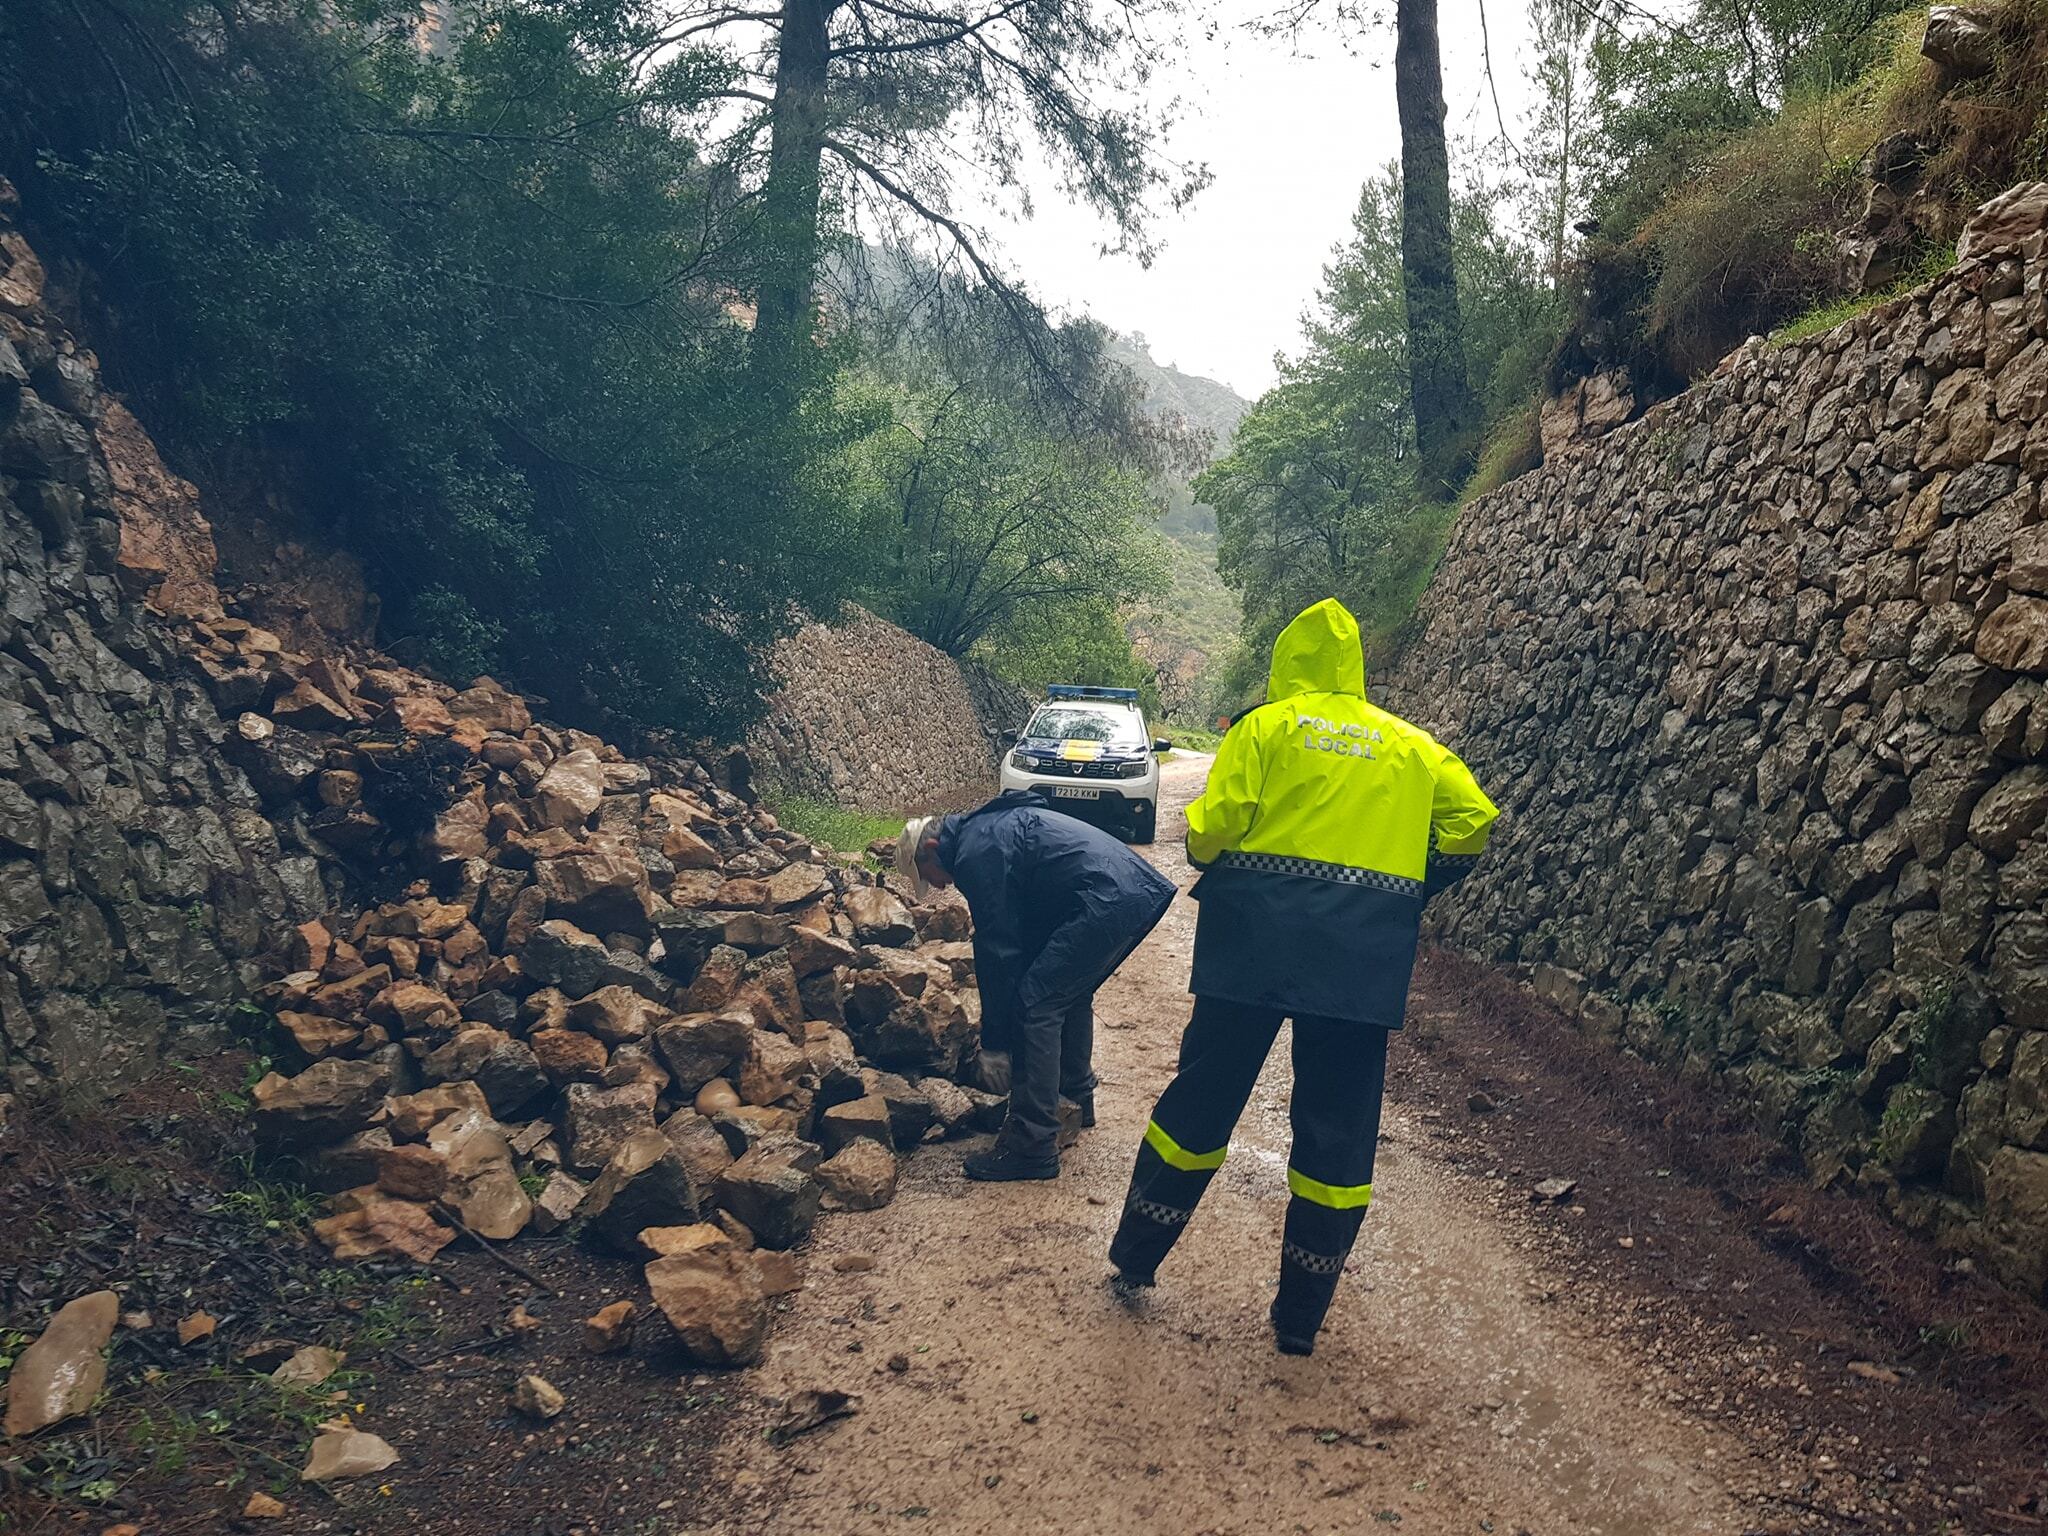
[1153,737,1172,753]
[1002,729,1019,745]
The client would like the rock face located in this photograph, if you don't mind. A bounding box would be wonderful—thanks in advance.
[747,605,1028,813]
[1379,183,2048,1298]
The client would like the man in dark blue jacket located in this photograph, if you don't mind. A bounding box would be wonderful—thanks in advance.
[898,791,1176,1180]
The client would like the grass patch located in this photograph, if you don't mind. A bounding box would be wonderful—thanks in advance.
[765,795,906,856]
[1771,241,1959,345]
[1461,398,1543,502]
[1160,725,1223,754]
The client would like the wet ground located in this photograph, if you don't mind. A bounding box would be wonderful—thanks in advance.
[714,756,1744,1535]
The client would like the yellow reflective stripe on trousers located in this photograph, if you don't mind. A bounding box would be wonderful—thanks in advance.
[1287,1167,1374,1208]
[1143,1119,1227,1171]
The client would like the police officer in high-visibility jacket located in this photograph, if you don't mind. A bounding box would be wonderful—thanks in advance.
[1107,597,1498,1355]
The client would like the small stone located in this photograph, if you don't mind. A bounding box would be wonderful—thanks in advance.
[176,1309,217,1346]
[887,1352,910,1374]
[583,1300,638,1354]
[1532,1177,1577,1203]
[1467,1090,1498,1114]
[243,1491,288,1519]
[272,1346,344,1387]
[832,1254,876,1274]
[301,1427,399,1482]
[1846,1360,1901,1385]
[695,1077,741,1115]
[511,1374,566,1420]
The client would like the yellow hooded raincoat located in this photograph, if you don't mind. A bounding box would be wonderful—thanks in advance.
[1185,599,1497,1026]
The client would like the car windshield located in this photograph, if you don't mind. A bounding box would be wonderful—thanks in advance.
[1024,705,1143,746]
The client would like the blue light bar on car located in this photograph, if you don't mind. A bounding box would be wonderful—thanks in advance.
[1045,685,1139,701]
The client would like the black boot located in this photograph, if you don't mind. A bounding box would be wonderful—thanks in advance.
[1078,1093,1096,1128]
[963,1142,1059,1182]
[1270,1301,1317,1356]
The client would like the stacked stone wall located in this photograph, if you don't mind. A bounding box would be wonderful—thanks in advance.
[750,607,1029,814]
[1379,197,2048,1295]
[0,192,339,1094]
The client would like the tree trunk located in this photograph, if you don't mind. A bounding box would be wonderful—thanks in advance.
[754,0,834,376]
[1393,0,1479,499]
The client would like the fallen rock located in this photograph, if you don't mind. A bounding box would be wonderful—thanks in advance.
[816,1139,898,1211]
[273,1346,344,1387]
[511,1374,566,1420]
[253,1057,396,1145]
[533,749,606,829]
[754,1249,805,1297]
[654,1010,753,1093]
[243,1492,288,1519]
[386,1081,491,1141]
[568,984,663,1045]
[738,1029,811,1107]
[581,1127,709,1249]
[2,1290,118,1436]
[562,1080,659,1173]
[302,1427,399,1483]
[1923,5,2000,83]
[530,1170,588,1235]
[430,1116,532,1240]
[1532,1176,1578,1203]
[537,843,656,937]
[695,1077,741,1115]
[717,1142,822,1249]
[818,1094,895,1156]
[1467,1090,1498,1114]
[583,1300,637,1354]
[176,1310,217,1346]
[843,887,915,946]
[312,1194,455,1262]
[644,1245,768,1366]
[915,1075,976,1135]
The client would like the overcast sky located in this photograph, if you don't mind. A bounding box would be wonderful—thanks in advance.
[960,4,1545,400]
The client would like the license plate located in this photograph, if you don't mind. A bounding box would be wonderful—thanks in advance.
[1051,786,1100,800]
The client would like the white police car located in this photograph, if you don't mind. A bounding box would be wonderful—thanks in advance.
[998,685,1170,844]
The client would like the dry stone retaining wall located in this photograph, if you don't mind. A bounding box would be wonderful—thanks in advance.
[0,190,340,1095]
[1380,193,2048,1297]
[751,606,1028,814]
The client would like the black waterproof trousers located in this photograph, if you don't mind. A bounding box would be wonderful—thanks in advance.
[1108,996,1390,1342]
[1001,907,1167,1162]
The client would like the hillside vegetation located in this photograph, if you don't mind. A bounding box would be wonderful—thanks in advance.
[1198,0,2048,714]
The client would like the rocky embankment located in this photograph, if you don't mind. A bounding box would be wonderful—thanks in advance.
[0,175,1003,1440]
[1382,182,2048,1298]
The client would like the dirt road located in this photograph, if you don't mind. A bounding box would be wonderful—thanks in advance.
[716,755,1748,1536]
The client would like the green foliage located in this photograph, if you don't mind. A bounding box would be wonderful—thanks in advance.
[1198,170,1552,709]
[851,383,1168,660]
[1771,240,1958,343]
[0,0,869,737]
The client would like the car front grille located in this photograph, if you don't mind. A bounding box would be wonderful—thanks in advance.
[1030,758,1130,780]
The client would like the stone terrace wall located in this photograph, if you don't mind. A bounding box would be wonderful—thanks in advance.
[1379,192,2048,1297]
[750,606,1029,814]
[0,190,339,1095]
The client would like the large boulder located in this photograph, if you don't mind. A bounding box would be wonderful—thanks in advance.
[428,1115,532,1240]
[521,920,612,998]
[738,1029,812,1107]
[817,1094,895,1156]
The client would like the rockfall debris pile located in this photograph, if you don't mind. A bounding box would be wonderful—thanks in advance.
[187,629,1002,1369]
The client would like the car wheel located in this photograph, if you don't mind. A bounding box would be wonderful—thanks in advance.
[1130,800,1157,845]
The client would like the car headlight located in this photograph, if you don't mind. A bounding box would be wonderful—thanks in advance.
[1117,759,1147,778]
[1009,750,1035,771]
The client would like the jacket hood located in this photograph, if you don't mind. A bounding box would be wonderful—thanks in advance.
[1267,598,1366,701]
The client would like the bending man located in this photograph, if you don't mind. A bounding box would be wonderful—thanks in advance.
[1107,598,1497,1354]
[898,790,1175,1182]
